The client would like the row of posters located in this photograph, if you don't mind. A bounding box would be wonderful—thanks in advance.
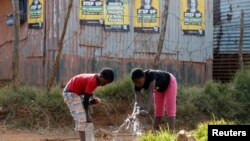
[79,0,160,33]
[27,0,205,35]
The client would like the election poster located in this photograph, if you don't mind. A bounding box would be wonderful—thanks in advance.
[79,0,104,25]
[134,0,160,33]
[28,0,44,29]
[104,0,129,32]
[180,0,205,35]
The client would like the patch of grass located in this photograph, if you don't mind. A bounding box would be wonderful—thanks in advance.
[0,85,72,129]
[137,130,175,141]
[192,118,234,141]
[95,75,135,104]
[137,119,233,141]
[0,86,37,108]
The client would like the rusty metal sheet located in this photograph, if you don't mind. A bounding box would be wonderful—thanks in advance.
[0,43,12,80]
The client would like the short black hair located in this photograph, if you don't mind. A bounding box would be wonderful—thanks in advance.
[100,68,115,82]
[131,68,145,80]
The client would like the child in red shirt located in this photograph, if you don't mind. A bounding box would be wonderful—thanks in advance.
[63,68,114,141]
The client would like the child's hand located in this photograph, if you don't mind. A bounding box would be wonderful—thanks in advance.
[90,97,101,105]
[139,110,148,117]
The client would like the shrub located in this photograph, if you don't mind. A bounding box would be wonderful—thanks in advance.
[0,86,71,129]
[233,69,250,123]
[203,81,243,119]
[177,81,243,128]
[95,75,135,104]
[177,85,204,128]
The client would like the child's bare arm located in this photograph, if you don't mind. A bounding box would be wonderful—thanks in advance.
[146,80,155,112]
[135,91,142,107]
[83,93,92,122]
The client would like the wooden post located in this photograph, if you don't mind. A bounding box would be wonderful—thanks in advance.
[239,9,244,70]
[43,0,47,85]
[153,0,170,69]
[46,0,74,94]
[12,0,20,90]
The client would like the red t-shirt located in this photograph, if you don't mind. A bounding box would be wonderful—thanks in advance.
[66,74,99,95]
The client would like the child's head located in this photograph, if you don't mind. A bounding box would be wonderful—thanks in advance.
[131,68,145,88]
[99,68,114,86]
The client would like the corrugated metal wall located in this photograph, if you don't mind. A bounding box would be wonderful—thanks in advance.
[75,0,214,62]
[213,0,250,82]
[0,0,213,86]
[214,0,250,53]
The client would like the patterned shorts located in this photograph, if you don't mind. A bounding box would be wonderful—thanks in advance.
[63,90,86,131]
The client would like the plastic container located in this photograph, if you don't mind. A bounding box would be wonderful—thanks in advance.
[85,122,95,141]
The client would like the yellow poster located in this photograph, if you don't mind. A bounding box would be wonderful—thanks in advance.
[79,0,104,25]
[104,0,129,32]
[134,0,160,33]
[180,0,205,35]
[28,0,44,29]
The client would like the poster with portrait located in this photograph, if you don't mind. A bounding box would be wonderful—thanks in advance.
[28,0,44,29]
[134,0,160,33]
[79,0,104,25]
[180,0,205,35]
[104,0,129,32]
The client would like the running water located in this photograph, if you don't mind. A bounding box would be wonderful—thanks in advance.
[112,103,143,141]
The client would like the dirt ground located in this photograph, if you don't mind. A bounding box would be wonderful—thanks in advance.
[0,101,138,141]
[0,125,136,141]
[0,126,78,141]
[0,109,137,141]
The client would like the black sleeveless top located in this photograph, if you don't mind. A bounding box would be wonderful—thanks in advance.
[134,69,171,92]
